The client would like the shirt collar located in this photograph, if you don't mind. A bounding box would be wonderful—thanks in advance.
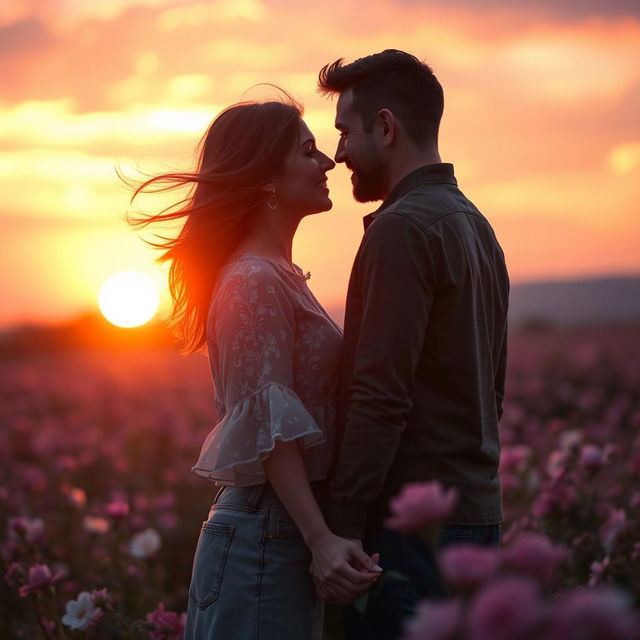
[362,162,457,231]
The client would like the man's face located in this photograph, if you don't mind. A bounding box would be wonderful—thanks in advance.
[334,88,387,203]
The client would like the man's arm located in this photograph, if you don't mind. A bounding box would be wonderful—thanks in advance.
[494,319,508,422]
[327,212,436,539]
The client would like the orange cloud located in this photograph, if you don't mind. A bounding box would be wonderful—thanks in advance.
[0,0,639,325]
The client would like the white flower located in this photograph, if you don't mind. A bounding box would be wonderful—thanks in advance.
[62,591,102,630]
[129,528,161,559]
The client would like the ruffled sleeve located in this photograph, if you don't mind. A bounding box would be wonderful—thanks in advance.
[192,259,326,484]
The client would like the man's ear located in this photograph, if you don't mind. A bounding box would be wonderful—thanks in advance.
[377,108,396,147]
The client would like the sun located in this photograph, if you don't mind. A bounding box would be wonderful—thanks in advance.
[98,271,160,328]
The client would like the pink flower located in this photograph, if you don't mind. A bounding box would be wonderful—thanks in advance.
[90,587,111,608]
[438,545,500,590]
[385,481,458,533]
[545,587,638,640]
[18,564,64,597]
[4,562,26,587]
[402,598,462,640]
[104,498,130,520]
[558,429,583,452]
[8,516,44,544]
[499,445,532,474]
[588,556,611,587]
[545,450,569,480]
[145,603,187,640]
[599,509,626,553]
[83,515,110,534]
[466,577,544,640]
[579,444,603,469]
[62,485,87,509]
[501,532,568,585]
[532,481,577,517]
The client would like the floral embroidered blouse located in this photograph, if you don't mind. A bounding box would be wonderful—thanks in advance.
[192,253,343,486]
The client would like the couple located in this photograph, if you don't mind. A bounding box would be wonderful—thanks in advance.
[133,49,509,640]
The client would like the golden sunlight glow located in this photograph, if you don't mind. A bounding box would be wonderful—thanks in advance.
[98,271,160,328]
[608,142,640,175]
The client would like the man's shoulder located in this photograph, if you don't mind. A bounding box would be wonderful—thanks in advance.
[376,182,485,234]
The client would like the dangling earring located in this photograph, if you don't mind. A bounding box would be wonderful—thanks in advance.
[267,186,278,210]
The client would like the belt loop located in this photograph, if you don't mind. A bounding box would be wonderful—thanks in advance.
[247,482,268,509]
[213,485,225,504]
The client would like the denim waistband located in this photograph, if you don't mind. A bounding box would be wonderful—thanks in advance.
[214,479,330,510]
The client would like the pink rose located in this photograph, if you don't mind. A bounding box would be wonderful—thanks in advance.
[18,564,64,597]
[466,577,545,640]
[385,481,458,533]
[499,445,532,474]
[438,544,500,590]
[501,532,568,585]
[145,603,187,640]
[579,444,603,469]
[104,498,130,520]
[599,509,626,554]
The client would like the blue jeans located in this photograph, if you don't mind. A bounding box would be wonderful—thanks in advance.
[184,482,328,640]
[343,523,501,640]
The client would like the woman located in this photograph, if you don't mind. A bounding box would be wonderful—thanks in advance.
[126,91,380,639]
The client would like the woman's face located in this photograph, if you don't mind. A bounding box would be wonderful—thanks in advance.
[272,118,336,217]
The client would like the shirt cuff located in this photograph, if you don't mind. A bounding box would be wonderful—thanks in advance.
[325,500,367,540]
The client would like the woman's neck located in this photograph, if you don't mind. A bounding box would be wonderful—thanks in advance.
[231,207,300,266]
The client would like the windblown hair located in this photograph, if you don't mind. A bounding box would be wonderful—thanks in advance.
[317,49,443,144]
[122,90,303,354]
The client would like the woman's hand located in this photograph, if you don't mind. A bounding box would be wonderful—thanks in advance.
[308,531,382,603]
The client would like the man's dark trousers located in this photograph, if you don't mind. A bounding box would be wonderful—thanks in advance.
[343,524,501,640]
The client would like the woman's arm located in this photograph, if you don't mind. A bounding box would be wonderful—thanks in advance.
[263,439,381,602]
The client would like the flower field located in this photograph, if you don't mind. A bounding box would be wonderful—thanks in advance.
[1,323,639,638]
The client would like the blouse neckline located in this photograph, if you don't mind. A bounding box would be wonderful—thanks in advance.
[231,252,308,280]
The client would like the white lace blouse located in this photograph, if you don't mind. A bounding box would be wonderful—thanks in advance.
[192,253,343,486]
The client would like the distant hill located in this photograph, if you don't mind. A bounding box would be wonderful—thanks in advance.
[0,311,181,355]
[508,275,640,328]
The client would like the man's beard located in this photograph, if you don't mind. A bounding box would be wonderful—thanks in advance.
[350,157,386,203]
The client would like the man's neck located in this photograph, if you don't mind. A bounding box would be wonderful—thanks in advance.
[384,149,442,201]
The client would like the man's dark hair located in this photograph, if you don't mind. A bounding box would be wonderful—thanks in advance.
[318,49,444,145]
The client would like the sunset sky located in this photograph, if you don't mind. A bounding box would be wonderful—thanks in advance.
[1,0,639,327]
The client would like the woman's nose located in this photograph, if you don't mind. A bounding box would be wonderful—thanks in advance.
[322,153,336,171]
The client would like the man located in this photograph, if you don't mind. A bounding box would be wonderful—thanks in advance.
[310,50,510,639]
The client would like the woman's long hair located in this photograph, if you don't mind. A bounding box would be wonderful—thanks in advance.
[122,90,303,354]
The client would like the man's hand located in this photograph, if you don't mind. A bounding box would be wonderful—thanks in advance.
[308,533,381,604]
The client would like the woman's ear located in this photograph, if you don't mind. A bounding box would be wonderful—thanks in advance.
[377,108,396,147]
[260,181,275,196]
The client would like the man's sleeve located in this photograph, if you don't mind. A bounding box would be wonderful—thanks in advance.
[326,212,436,539]
[494,319,508,422]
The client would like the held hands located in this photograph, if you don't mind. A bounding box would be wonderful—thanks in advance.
[307,533,382,604]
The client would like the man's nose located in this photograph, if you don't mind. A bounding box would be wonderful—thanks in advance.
[335,140,346,164]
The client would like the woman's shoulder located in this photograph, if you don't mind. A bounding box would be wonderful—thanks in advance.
[218,253,288,290]
[211,254,292,309]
